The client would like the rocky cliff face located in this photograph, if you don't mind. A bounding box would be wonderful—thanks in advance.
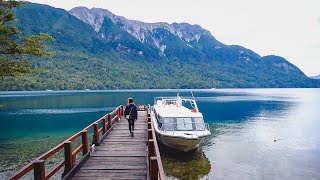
[69,7,213,55]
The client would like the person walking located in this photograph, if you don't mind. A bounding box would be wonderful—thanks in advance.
[124,97,137,137]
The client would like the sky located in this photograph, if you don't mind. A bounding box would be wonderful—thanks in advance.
[28,0,320,76]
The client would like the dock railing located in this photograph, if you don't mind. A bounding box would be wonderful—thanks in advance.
[147,105,165,180]
[9,105,124,180]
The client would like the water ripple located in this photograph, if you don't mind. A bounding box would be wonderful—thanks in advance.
[196,95,297,102]
[7,107,116,115]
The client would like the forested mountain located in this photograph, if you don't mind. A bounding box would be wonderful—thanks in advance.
[1,2,319,90]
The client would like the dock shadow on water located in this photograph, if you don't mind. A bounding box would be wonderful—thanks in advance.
[159,142,211,180]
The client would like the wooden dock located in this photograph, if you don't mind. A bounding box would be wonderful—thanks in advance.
[72,111,148,180]
[10,105,165,180]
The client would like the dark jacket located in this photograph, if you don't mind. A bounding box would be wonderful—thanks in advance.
[124,104,138,120]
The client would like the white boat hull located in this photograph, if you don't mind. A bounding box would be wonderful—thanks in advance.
[156,132,204,152]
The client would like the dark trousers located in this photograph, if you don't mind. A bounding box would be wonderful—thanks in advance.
[128,119,135,132]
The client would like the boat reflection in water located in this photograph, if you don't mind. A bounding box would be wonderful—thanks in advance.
[159,142,211,180]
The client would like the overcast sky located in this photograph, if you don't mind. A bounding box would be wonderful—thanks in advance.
[28,0,320,76]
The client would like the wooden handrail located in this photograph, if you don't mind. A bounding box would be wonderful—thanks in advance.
[147,106,165,180]
[72,144,83,159]
[111,115,119,123]
[9,105,123,180]
[9,162,35,180]
[46,161,64,179]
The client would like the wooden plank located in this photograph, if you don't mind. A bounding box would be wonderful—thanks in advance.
[76,169,146,174]
[103,139,147,143]
[84,159,146,164]
[116,123,146,125]
[80,164,146,170]
[109,131,146,134]
[111,129,146,132]
[112,128,146,131]
[91,151,147,157]
[72,176,145,180]
[105,137,147,141]
[113,124,146,126]
[74,172,146,177]
[107,134,146,138]
[87,157,146,162]
[74,173,146,177]
[83,161,146,167]
[98,143,145,148]
[113,126,147,128]
[100,141,146,145]
[95,147,146,151]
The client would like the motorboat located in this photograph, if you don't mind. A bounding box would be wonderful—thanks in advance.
[152,92,211,152]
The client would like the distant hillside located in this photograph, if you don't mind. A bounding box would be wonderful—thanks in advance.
[0,2,319,90]
[310,75,320,79]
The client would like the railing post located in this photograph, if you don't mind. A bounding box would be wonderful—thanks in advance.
[148,129,152,140]
[120,105,124,116]
[107,114,112,129]
[82,130,89,156]
[63,141,73,177]
[34,159,45,180]
[116,108,120,122]
[102,118,106,134]
[93,123,99,144]
[150,156,159,180]
[148,139,155,159]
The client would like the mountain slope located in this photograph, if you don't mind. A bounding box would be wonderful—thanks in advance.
[0,2,319,90]
[310,75,320,79]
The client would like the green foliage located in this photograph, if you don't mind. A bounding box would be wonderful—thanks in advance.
[0,0,54,77]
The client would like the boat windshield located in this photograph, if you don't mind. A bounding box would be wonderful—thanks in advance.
[163,117,175,131]
[160,117,205,131]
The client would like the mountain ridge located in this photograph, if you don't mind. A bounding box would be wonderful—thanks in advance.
[310,74,320,79]
[1,2,319,90]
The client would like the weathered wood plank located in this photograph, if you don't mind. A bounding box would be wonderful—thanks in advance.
[91,151,147,157]
[87,157,146,162]
[100,141,146,145]
[95,147,146,151]
[84,161,146,165]
[107,134,146,138]
[72,176,145,180]
[74,172,146,177]
[81,164,146,170]
[109,129,146,133]
[116,123,146,125]
[74,173,146,177]
[103,139,147,143]
[76,169,146,174]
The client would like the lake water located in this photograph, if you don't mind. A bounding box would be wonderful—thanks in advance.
[0,89,320,179]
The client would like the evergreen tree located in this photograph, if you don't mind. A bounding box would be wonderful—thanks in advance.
[0,0,54,77]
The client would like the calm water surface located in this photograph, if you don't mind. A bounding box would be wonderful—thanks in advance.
[0,89,319,179]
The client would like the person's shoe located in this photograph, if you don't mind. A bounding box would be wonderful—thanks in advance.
[131,132,134,137]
